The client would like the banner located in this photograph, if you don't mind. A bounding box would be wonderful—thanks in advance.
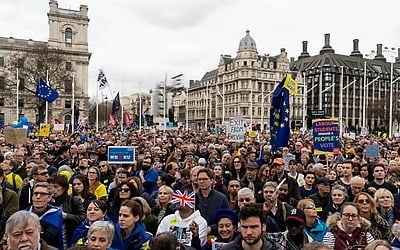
[5,127,27,145]
[312,118,340,155]
[53,123,64,132]
[108,146,135,164]
[228,117,245,142]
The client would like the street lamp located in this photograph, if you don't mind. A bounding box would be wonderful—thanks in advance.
[362,61,380,129]
[104,96,108,126]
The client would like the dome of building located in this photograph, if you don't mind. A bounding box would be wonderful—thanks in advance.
[238,30,256,51]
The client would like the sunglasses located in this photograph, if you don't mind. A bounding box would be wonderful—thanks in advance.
[119,188,130,192]
[238,198,252,203]
[357,199,370,204]
[72,183,82,186]
[37,172,49,176]
[304,204,316,210]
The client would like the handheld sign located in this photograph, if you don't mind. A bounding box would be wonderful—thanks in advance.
[312,118,340,155]
[366,145,379,158]
[108,146,135,164]
[228,117,245,142]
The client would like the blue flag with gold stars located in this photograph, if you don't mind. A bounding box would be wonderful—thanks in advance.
[35,77,59,102]
[270,77,290,151]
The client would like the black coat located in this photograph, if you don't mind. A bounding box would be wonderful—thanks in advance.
[52,193,86,240]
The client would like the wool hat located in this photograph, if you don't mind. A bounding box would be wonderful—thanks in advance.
[215,209,238,226]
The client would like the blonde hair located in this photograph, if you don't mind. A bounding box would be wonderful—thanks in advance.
[354,192,378,217]
[156,185,174,207]
[374,188,394,207]
[297,198,314,210]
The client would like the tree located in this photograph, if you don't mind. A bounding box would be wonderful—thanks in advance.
[4,45,72,123]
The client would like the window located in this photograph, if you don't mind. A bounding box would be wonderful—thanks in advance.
[0,98,4,106]
[18,78,24,91]
[18,100,24,107]
[65,28,72,44]
[65,100,72,109]
[65,79,72,93]
[0,77,4,90]
[66,62,72,70]
[17,58,24,68]
[0,57,4,67]
[0,113,4,127]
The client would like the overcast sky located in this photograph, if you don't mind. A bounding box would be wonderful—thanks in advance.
[1,0,400,99]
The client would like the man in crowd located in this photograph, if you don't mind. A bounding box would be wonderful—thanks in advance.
[138,156,159,195]
[227,179,241,211]
[241,162,263,198]
[300,171,317,199]
[19,164,49,210]
[309,177,331,218]
[336,160,353,191]
[269,158,301,201]
[365,163,397,195]
[348,176,366,201]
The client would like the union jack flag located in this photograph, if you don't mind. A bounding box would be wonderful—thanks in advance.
[171,190,195,209]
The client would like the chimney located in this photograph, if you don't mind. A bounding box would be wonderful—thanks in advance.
[396,48,400,63]
[350,39,363,58]
[299,41,310,60]
[320,33,335,55]
[290,57,295,63]
[374,44,386,62]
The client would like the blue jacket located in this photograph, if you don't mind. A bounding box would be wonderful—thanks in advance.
[70,216,113,246]
[111,221,152,250]
[27,205,67,250]
[305,217,328,242]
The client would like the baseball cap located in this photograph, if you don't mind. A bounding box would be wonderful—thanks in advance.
[286,208,306,223]
[272,158,284,165]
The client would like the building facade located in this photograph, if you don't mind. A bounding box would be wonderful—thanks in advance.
[0,0,90,126]
[187,30,303,130]
[291,34,400,134]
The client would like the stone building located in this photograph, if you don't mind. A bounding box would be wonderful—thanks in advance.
[187,30,302,130]
[0,0,90,126]
[291,34,400,135]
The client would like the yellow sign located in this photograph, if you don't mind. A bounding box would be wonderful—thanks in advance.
[283,75,298,95]
[248,130,257,138]
[39,123,50,137]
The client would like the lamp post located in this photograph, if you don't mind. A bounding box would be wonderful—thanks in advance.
[362,63,380,129]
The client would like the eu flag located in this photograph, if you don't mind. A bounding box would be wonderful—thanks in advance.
[35,77,59,102]
[270,76,290,151]
[112,92,121,115]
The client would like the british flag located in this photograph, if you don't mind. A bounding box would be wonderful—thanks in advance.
[171,190,195,209]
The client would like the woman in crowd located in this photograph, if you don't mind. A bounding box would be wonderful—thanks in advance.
[107,181,138,223]
[98,161,114,190]
[287,159,304,186]
[297,198,328,242]
[323,202,374,249]
[128,176,155,208]
[87,221,116,250]
[132,196,158,235]
[326,169,338,182]
[321,185,347,221]
[374,188,400,228]
[203,209,238,250]
[71,174,97,210]
[354,192,391,241]
[49,174,86,241]
[258,164,272,184]
[111,199,153,250]
[71,199,113,246]
[151,185,177,223]
[365,240,392,250]
[229,155,246,181]
[213,164,228,196]
[87,167,107,199]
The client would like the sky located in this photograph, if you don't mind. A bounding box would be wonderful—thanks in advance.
[1,0,400,99]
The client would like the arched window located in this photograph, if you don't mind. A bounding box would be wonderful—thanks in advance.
[64,115,71,124]
[65,28,72,44]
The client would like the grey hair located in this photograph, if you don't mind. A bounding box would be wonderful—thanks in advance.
[263,181,278,190]
[313,163,324,171]
[33,181,53,194]
[350,176,365,185]
[87,221,115,242]
[331,185,348,198]
[238,188,254,198]
[190,166,202,176]
[5,211,40,234]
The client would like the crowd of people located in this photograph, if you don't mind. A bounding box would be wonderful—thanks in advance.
[0,126,400,250]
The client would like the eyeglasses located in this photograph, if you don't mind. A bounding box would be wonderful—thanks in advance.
[342,213,358,219]
[119,188,130,192]
[37,172,49,176]
[72,183,82,186]
[238,198,252,203]
[33,192,50,196]
[99,165,107,168]
[357,199,370,204]
[304,204,316,210]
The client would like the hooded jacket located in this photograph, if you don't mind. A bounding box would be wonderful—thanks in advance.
[111,221,152,250]
[322,214,374,250]
[304,217,328,242]
[156,209,208,247]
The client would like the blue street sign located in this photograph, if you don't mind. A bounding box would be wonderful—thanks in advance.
[108,146,135,164]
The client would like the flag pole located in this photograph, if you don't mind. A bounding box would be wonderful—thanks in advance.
[139,82,142,132]
[71,75,75,133]
[121,76,124,132]
[16,68,19,121]
[96,77,99,132]
[45,70,49,124]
